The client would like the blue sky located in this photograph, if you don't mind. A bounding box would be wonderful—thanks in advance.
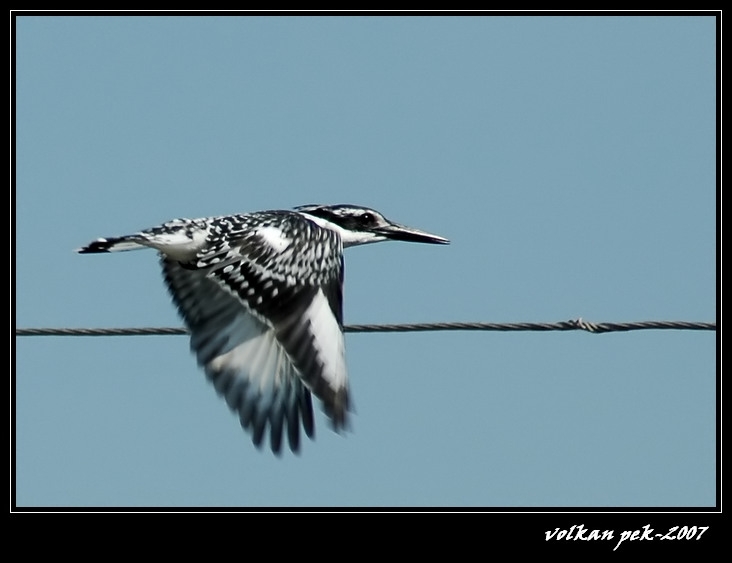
[14,14,717,508]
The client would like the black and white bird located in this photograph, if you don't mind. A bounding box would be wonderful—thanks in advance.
[78,204,449,455]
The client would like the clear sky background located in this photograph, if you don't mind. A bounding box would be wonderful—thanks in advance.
[14,15,717,508]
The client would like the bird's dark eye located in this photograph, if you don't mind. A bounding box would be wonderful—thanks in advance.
[360,212,374,224]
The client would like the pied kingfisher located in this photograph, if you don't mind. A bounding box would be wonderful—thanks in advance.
[78,204,449,455]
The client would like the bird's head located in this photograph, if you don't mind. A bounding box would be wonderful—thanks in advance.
[295,204,450,248]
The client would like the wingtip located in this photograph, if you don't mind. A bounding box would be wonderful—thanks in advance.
[323,388,352,434]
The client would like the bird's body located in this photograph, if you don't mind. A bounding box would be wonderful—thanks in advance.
[78,204,448,454]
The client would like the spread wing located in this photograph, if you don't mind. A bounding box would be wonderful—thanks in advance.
[161,222,349,454]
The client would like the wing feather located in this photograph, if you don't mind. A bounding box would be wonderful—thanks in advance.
[162,258,319,454]
[160,220,349,454]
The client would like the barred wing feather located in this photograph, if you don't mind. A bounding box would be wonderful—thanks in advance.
[161,251,349,454]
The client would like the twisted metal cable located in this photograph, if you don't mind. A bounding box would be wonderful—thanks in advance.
[14,318,716,337]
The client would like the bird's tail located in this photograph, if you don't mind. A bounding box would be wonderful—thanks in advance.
[76,235,147,254]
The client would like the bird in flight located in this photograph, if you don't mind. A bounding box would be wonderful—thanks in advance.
[78,204,449,455]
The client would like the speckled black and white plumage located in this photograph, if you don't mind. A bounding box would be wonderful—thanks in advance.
[78,204,449,455]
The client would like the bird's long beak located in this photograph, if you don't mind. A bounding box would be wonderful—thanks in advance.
[376,223,450,245]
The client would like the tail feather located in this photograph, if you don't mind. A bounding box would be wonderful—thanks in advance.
[77,236,146,254]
